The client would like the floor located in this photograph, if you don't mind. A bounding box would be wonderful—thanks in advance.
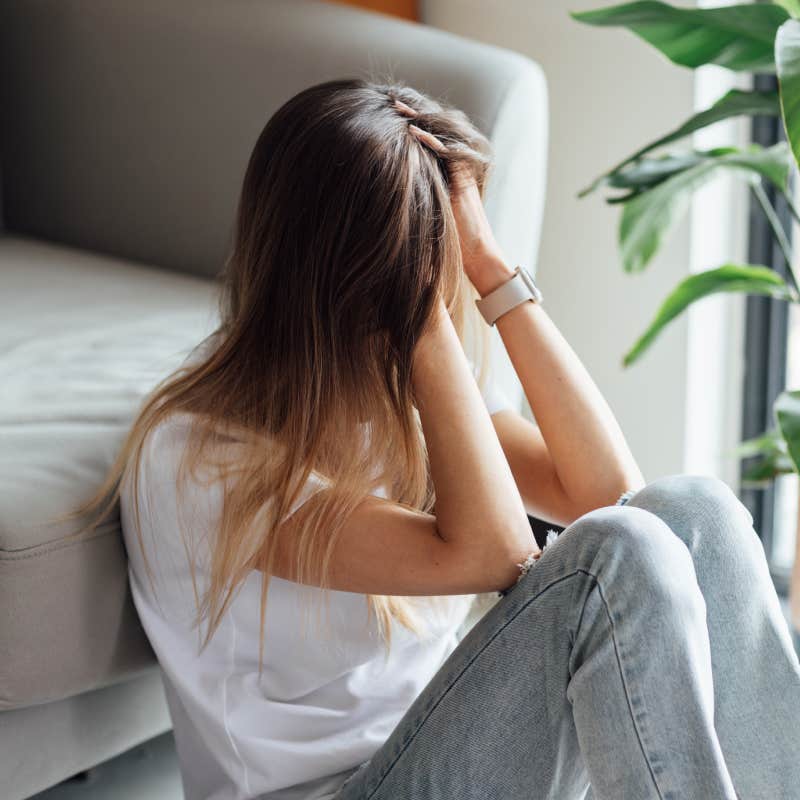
[33,599,799,800]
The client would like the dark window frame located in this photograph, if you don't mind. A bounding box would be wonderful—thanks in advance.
[740,73,792,595]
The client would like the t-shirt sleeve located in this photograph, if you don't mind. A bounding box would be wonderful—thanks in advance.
[470,360,514,416]
[480,375,514,416]
[285,470,333,521]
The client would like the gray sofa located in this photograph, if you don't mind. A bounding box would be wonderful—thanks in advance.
[0,1,548,797]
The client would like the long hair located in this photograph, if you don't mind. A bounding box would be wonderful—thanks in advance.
[66,77,497,661]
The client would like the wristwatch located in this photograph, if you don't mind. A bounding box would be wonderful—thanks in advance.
[475,265,544,327]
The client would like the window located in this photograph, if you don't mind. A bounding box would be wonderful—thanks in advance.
[740,73,796,599]
[768,302,800,592]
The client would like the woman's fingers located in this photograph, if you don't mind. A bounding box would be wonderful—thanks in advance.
[408,124,474,194]
[396,101,469,189]
[408,123,446,153]
[400,110,503,279]
[394,99,419,119]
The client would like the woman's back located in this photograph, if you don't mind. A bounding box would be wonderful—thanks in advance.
[119,361,510,800]
[106,77,527,799]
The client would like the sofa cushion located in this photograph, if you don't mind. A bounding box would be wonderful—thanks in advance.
[0,235,219,708]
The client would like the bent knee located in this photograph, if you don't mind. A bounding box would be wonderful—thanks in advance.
[623,473,758,559]
[630,473,752,525]
[567,503,684,554]
[563,505,699,603]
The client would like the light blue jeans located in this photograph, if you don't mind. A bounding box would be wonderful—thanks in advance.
[333,474,800,799]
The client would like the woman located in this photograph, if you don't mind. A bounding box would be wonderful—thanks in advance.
[77,78,800,799]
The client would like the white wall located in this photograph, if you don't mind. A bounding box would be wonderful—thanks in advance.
[685,60,750,488]
[422,0,746,485]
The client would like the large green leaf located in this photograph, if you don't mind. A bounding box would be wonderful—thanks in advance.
[775,390,800,473]
[580,91,780,198]
[572,1,788,72]
[776,19,800,171]
[734,427,795,486]
[605,148,735,198]
[620,143,793,272]
[623,264,795,367]
[735,428,787,459]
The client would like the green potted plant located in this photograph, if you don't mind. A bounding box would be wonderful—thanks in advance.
[571,0,800,641]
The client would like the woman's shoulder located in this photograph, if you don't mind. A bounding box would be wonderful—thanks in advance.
[134,410,198,480]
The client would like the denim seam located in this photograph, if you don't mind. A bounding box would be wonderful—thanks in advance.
[363,570,594,800]
[586,571,667,800]
[363,565,668,800]
[570,571,596,660]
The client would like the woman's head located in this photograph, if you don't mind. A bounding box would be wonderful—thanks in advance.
[70,77,497,656]
[221,77,493,430]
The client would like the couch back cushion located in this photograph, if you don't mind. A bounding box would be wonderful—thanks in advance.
[0,0,546,280]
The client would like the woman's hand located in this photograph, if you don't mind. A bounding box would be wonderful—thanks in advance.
[409,124,515,297]
[446,160,513,294]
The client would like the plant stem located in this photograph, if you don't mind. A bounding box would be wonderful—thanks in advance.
[783,187,800,231]
[752,181,800,300]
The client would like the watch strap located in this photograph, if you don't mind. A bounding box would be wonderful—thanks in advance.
[475,266,543,326]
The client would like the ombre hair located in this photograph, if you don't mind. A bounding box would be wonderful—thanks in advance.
[68,77,497,659]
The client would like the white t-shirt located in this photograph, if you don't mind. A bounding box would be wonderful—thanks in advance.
[120,354,513,800]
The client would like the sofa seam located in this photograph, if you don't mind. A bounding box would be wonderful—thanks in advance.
[0,524,121,561]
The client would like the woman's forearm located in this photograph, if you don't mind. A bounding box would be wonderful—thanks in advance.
[473,258,646,513]
[412,301,537,567]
